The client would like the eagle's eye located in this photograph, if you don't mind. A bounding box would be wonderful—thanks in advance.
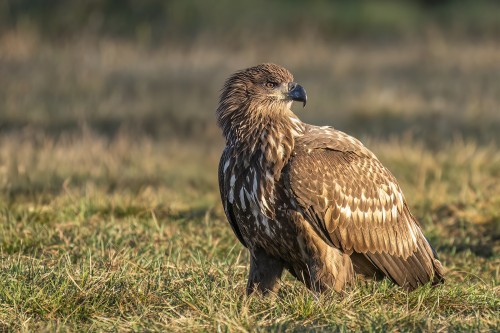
[264,81,278,89]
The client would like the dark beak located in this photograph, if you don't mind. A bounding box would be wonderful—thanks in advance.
[287,82,307,107]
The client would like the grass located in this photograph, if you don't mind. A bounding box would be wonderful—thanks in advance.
[0,132,498,332]
[0,32,499,331]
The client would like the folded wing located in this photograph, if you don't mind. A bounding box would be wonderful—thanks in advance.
[287,126,444,289]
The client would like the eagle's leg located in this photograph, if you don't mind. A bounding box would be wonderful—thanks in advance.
[295,220,355,293]
[246,248,285,296]
[292,249,354,293]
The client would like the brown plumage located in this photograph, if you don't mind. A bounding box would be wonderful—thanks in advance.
[217,63,444,295]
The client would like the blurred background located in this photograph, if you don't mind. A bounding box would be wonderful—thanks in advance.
[0,0,499,210]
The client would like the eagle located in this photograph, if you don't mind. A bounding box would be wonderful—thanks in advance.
[217,63,444,295]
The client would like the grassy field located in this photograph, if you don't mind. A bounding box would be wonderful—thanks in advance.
[0,31,499,331]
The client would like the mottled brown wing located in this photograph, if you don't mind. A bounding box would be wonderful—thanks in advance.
[287,127,443,289]
[288,146,419,258]
[219,147,247,247]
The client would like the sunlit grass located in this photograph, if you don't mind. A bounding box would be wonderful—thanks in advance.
[0,132,498,331]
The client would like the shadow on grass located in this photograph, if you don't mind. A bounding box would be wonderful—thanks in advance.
[431,204,500,259]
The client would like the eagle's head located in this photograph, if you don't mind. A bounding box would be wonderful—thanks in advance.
[217,63,307,141]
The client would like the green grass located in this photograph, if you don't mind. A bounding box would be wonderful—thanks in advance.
[0,133,498,332]
[3,0,500,42]
[0,33,499,331]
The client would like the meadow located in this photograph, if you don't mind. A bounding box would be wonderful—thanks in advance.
[0,29,499,331]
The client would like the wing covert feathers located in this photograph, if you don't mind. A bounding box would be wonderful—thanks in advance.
[288,125,444,290]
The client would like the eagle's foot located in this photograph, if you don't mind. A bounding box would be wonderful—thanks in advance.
[246,248,285,296]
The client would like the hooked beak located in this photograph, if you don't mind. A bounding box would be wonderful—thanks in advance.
[287,82,307,107]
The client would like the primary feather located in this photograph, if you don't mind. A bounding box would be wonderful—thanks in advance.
[217,63,444,294]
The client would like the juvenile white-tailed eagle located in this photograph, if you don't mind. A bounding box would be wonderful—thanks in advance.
[217,63,444,294]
